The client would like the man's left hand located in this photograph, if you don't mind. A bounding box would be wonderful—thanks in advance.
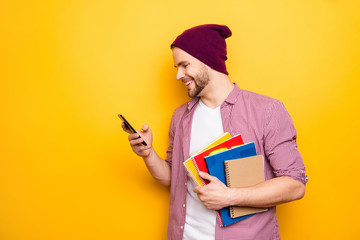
[193,171,232,210]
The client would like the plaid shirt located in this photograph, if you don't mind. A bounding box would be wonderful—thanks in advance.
[165,84,307,240]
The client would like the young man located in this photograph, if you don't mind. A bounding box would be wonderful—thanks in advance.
[122,24,307,240]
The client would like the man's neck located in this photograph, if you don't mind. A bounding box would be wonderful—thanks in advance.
[199,73,234,109]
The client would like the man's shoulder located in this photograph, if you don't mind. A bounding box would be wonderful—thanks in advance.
[238,88,290,122]
[170,100,191,123]
[239,88,280,108]
[173,101,189,112]
[168,100,194,133]
[172,102,188,116]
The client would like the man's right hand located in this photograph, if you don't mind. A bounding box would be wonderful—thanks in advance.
[121,122,171,186]
[122,123,153,158]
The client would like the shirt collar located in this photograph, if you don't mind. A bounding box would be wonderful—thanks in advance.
[186,83,242,110]
[187,97,200,111]
[223,83,242,105]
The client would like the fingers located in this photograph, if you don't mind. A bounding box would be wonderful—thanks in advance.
[134,143,152,152]
[193,186,201,194]
[199,171,217,183]
[193,178,228,210]
[128,133,145,145]
[193,187,210,208]
[142,124,149,132]
[129,137,146,147]
[128,132,140,141]
[128,132,150,154]
[121,122,132,134]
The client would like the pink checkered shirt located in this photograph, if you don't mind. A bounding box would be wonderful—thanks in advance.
[165,84,307,240]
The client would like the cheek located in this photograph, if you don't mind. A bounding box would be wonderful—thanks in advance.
[185,68,197,78]
[183,70,192,78]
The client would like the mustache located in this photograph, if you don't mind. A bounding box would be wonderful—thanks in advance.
[181,75,194,81]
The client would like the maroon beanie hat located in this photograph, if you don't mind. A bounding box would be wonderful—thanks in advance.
[171,24,232,75]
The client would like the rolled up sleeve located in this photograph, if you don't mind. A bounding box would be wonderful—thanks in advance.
[264,100,308,185]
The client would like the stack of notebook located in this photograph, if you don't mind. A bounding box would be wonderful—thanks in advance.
[183,132,268,227]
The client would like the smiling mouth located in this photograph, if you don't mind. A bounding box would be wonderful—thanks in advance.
[183,79,194,87]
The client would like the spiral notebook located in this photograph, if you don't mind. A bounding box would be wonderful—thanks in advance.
[224,155,268,218]
[205,142,257,226]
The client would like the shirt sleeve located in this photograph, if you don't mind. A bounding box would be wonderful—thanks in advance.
[263,100,308,185]
[165,111,176,168]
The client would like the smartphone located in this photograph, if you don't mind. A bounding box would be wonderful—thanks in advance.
[118,114,147,146]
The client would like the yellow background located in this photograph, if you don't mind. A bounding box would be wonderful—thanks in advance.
[1,0,359,239]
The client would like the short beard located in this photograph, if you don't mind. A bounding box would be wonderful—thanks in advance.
[188,66,210,98]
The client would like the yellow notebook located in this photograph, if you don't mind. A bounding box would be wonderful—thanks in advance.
[183,132,232,186]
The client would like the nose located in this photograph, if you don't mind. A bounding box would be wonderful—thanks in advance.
[176,68,185,80]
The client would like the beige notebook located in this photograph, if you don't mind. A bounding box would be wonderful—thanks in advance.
[224,155,268,218]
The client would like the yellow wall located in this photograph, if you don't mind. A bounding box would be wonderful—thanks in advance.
[1,0,359,239]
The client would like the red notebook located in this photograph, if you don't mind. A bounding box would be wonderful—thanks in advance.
[191,134,244,185]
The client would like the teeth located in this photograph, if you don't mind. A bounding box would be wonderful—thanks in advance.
[185,80,192,86]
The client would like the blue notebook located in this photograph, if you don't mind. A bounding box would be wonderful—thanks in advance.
[205,142,257,227]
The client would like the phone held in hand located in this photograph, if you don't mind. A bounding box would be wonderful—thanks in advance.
[118,114,147,146]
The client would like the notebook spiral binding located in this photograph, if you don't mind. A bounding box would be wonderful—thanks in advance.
[224,161,235,218]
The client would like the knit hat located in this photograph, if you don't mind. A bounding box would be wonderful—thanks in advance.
[171,24,232,75]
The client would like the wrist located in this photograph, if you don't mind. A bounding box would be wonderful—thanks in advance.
[143,147,155,162]
[227,187,236,206]
[227,187,246,207]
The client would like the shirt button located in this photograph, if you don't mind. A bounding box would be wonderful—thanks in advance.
[180,226,183,230]
[183,204,186,208]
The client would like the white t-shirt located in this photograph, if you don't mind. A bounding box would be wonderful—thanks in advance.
[183,99,224,240]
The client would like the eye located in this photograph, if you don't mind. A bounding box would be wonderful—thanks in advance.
[183,63,189,69]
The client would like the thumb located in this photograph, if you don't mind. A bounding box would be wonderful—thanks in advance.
[142,124,150,132]
[199,171,216,182]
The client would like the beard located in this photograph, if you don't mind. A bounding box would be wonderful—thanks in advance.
[187,66,210,98]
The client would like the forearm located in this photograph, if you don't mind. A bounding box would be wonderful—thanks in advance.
[228,176,305,208]
[143,148,171,187]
